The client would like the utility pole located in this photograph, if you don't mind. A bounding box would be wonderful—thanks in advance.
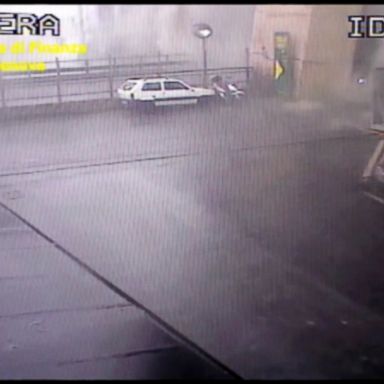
[202,38,208,87]
[192,23,213,87]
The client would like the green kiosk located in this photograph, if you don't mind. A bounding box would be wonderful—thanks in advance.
[273,32,293,97]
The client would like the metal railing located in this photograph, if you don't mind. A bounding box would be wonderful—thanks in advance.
[0,53,253,107]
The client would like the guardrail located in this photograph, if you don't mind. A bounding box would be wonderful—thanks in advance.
[0,53,194,107]
[0,59,253,107]
[0,53,191,79]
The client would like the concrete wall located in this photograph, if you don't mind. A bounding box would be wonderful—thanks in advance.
[299,5,364,101]
[251,5,312,84]
[251,4,365,102]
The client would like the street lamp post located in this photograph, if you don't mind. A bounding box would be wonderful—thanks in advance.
[202,38,207,85]
[193,23,213,87]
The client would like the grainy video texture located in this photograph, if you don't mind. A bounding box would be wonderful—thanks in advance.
[0,4,383,380]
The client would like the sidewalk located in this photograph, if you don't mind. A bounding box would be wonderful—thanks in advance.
[0,204,233,380]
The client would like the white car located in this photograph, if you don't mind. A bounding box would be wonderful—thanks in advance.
[117,77,215,107]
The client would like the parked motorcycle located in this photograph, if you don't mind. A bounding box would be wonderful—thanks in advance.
[211,75,245,103]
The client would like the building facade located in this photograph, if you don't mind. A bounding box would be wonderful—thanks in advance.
[251,5,367,101]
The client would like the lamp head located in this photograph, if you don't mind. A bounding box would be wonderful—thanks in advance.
[193,23,213,39]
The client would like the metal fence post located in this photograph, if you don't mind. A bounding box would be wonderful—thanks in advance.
[108,56,114,99]
[139,55,143,74]
[158,51,163,75]
[55,57,62,104]
[245,47,251,85]
[202,39,208,87]
[85,59,89,74]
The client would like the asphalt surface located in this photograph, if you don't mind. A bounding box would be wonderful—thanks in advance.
[0,203,233,380]
[0,99,384,379]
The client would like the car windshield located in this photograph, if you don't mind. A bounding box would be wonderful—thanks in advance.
[121,81,137,91]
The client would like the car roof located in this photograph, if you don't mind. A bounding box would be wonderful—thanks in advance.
[124,77,185,83]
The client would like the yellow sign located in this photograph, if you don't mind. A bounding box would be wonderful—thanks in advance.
[0,41,88,56]
[274,60,284,80]
[275,35,288,49]
[0,62,46,72]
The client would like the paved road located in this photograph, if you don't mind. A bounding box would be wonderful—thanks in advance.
[0,99,370,174]
[0,99,383,379]
[0,204,233,380]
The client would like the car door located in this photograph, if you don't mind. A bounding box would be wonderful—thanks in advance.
[139,81,163,103]
[161,80,197,106]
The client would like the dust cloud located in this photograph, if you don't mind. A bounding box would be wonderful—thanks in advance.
[85,5,255,67]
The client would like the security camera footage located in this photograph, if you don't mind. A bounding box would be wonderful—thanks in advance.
[0,3,384,380]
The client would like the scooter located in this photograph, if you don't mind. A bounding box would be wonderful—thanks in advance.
[211,77,245,102]
[227,83,245,100]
